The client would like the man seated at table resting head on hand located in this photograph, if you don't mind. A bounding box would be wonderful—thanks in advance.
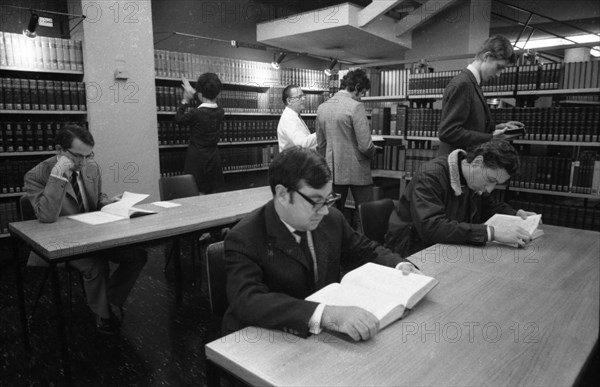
[385,139,537,258]
[223,146,419,342]
[24,124,147,335]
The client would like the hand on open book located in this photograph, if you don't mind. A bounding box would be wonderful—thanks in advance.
[396,262,422,276]
[321,305,380,341]
[495,225,532,247]
[516,209,540,222]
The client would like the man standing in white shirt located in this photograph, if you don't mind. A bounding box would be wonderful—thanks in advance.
[277,85,317,152]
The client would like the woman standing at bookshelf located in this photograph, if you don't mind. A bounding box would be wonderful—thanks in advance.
[437,35,523,155]
[175,72,225,193]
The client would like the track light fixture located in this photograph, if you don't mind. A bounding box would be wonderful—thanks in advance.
[324,59,338,76]
[271,52,287,70]
[23,13,39,38]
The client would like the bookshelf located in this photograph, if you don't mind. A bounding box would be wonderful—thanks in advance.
[0,31,87,237]
[364,59,600,231]
[153,49,329,190]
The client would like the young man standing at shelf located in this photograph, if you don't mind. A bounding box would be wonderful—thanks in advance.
[316,68,377,213]
[176,72,225,194]
[277,84,317,152]
[24,125,147,335]
[223,147,419,341]
[385,139,537,257]
[437,34,524,156]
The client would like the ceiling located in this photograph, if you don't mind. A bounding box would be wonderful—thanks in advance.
[252,0,600,64]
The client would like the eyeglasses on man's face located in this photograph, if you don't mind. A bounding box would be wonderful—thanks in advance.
[289,187,340,211]
[289,93,305,101]
[66,149,95,161]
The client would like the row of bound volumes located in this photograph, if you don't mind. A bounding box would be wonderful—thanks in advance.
[511,153,600,195]
[404,141,439,177]
[0,31,83,71]
[407,70,461,95]
[508,199,600,231]
[399,108,442,138]
[492,106,600,142]
[0,200,19,235]
[371,141,405,171]
[221,145,279,172]
[0,158,40,193]
[156,86,325,114]
[366,69,410,97]
[154,49,328,89]
[1,121,88,153]
[0,78,87,111]
[370,108,391,135]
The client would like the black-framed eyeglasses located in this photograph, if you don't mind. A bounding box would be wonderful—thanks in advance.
[289,93,305,100]
[67,149,95,161]
[289,188,340,211]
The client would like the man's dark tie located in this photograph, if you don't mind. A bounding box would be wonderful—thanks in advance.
[294,230,318,285]
[70,171,85,213]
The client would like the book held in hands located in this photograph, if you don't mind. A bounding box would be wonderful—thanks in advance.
[69,191,156,225]
[485,213,544,247]
[306,262,438,332]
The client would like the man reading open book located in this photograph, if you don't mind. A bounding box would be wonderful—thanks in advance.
[385,139,538,257]
[223,147,421,342]
[24,124,147,335]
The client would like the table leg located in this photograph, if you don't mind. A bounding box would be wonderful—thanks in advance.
[50,263,72,385]
[12,237,30,349]
[205,359,221,387]
[173,239,182,305]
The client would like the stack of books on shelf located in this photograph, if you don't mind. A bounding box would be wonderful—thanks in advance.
[0,157,40,193]
[0,78,86,111]
[220,144,279,172]
[159,151,186,177]
[509,199,600,231]
[366,69,409,97]
[371,141,405,171]
[154,49,328,89]
[510,153,600,195]
[405,108,441,138]
[560,60,599,90]
[407,70,461,95]
[1,121,87,153]
[0,32,83,71]
[0,200,19,235]
[404,140,438,177]
[221,120,278,142]
[481,66,517,92]
[370,107,391,135]
[539,63,562,90]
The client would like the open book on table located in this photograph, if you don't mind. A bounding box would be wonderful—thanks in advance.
[69,191,156,225]
[306,262,438,331]
[484,213,544,247]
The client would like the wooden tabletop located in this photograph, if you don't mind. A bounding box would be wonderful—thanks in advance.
[206,225,600,386]
[9,186,272,261]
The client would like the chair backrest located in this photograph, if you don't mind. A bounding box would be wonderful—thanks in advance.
[19,195,36,221]
[358,198,395,244]
[205,241,229,318]
[158,174,200,201]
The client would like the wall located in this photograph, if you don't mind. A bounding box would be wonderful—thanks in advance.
[81,0,160,200]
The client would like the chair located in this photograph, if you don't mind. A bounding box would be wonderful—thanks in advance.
[358,198,396,244]
[19,195,83,322]
[158,174,202,283]
[205,241,228,318]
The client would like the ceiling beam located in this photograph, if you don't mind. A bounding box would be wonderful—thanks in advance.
[394,0,457,37]
[358,0,403,27]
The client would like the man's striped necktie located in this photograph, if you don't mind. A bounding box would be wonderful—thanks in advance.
[70,172,85,213]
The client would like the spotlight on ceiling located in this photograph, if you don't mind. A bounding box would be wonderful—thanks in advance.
[271,52,286,70]
[324,59,338,76]
[23,13,39,38]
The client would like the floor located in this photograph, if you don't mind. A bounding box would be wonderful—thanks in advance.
[0,239,219,386]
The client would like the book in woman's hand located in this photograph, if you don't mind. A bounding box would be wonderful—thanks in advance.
[306,263,438,331]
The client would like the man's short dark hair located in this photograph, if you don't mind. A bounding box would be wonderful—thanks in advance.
[466,139,520,176]
[282,84,299,105]
[55,124,94,150]
[340,68,371,93]
[196,72,222,100]
[476,34,517,64]
[268,147,332,194]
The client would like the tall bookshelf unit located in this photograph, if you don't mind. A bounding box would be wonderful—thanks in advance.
[0,31,87,239]
[363,60,600,231]
[153,49,328,191]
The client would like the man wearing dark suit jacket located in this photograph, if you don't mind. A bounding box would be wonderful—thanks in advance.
[223,147,419,341]
[437,34,523,156]
[24,125,147,335]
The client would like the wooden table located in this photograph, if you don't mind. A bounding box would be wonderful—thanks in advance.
[205,224,599,386]
[9,186,272,385]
